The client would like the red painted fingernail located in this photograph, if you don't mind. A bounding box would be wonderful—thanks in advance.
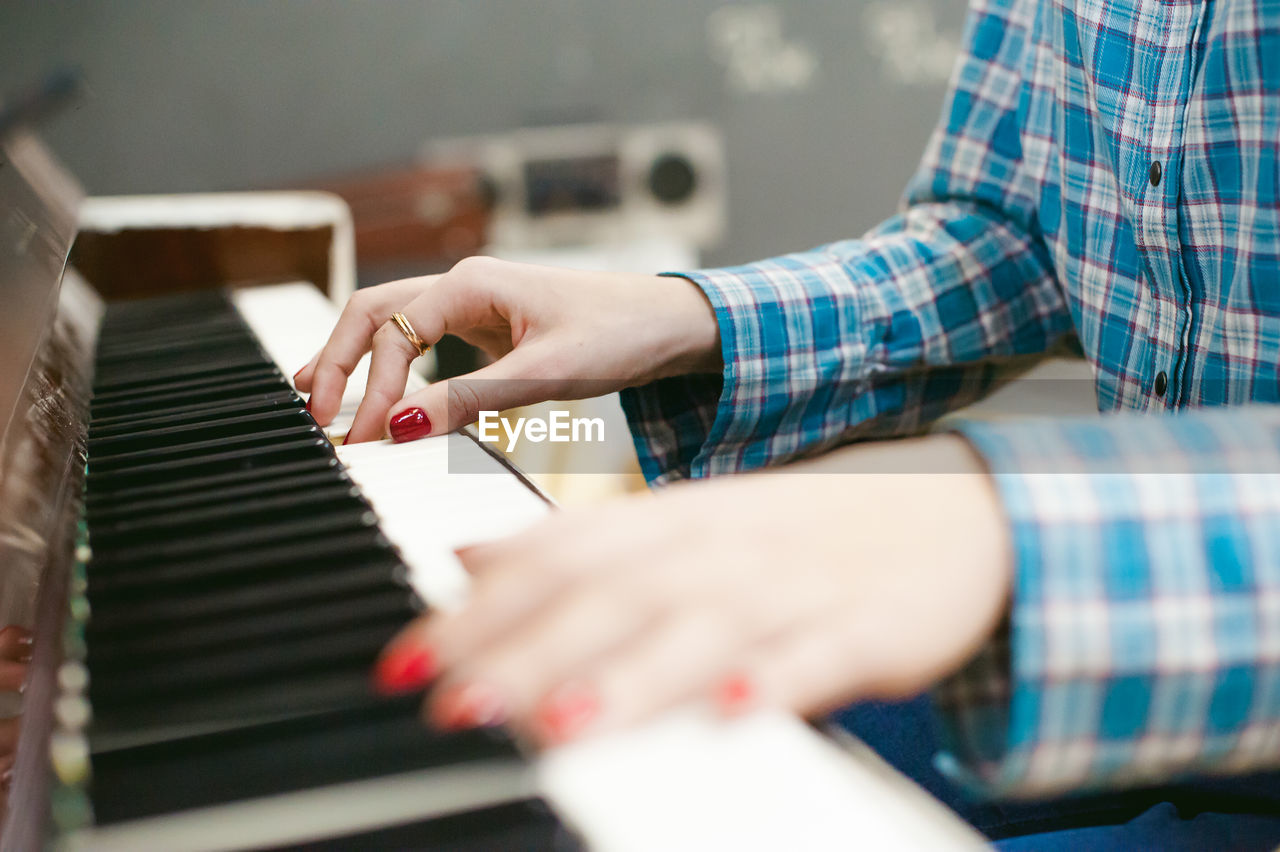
[535,682,599,744]
[304,397,312,413]
[372,645,437,694]
[389,407,432,442]
[430,682,506,730]
[715,673,755,716]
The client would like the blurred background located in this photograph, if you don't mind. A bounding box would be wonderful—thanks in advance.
[4,0,966,500]
[4,0,962,267]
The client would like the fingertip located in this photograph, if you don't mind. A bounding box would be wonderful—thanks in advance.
[532,681,600,746]
[388,407,432,443]
[306,373,341,427]
[713,672,757,717]
[452,542,500,575]
[292,359,317,393]
[372,643,438,695]
[428,681,507,731]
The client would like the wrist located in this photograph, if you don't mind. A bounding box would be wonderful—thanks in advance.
[648,274,723,379]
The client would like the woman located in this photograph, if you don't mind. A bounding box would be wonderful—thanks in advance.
[297,0,1280,845]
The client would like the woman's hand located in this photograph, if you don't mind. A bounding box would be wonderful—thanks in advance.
[294,257,722,444]
[372,435,1012,746]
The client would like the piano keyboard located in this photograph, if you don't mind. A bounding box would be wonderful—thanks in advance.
[68,290,580,850]
[54,280,979,852]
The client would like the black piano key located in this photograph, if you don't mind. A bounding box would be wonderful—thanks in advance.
[83,455,336,508]
[90,665,399,741]
[85,436,332,491]
[91,358,283,396]
[86,467,349,525]
[256,798,584,852]
[88,424,322,471]
[87,620,406,705]
[90,696,524,823]
[97,288,232,319]
[87,586,420,663]
[86,389,304,435]
[87,504,380,571]
[93,333,261,366]
[88,483,365,545]
[86,526,396,596]
[88,553,403,631]
[89,365,280,407]
[95,308,243,332]
[93,340,265,374]
[90,375,297,419]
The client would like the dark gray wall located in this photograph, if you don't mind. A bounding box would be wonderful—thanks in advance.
[3,1,965,268]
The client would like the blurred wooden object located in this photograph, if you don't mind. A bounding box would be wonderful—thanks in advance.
[302,163,491,275]
[73,192,356,301]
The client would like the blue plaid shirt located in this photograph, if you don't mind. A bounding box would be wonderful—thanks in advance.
[620,0,1280,798]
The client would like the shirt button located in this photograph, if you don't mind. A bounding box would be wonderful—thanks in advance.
[1154,370,1168,397]
[1149,161,1163,187]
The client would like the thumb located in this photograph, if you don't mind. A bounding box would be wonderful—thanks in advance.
[385,348,563,442]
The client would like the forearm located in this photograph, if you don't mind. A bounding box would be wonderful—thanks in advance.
[622,201,1072,485]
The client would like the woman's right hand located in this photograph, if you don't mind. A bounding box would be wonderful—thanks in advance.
[294,256,722,444]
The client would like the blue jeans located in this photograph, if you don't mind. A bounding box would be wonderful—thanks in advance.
[827,695,1280,850]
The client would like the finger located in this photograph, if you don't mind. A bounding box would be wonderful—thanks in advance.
[0,628,32,664]
[291,352,320,392]
[343,276,474,442]
[712,612,882,720]
[349,268,527,441]
[526,609,741,746]
[344,319,416,443]
[307,277,432,425]
[371,536,571,694]
[424,514,632,658]
[374,546,571,690]
[384,347,559,442]
[0,662,27,693]
[425,581,656,730]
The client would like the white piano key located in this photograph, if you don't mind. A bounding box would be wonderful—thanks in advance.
[332,435,550,609]
[540,709,985,852]
[59,760,535,852]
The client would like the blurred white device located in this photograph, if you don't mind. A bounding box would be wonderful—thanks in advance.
[424,121,726,251]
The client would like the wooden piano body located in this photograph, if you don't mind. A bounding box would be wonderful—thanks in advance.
[0,131,982,850]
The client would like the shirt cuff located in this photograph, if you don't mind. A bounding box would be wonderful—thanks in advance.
[618,269,765,485]
[931,407,1280,798]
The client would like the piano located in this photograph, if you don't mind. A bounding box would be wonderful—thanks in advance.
[0,130,982,850]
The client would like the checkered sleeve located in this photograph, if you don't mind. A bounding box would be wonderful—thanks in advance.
[933,407,1280,798]
[620,0,1074,485]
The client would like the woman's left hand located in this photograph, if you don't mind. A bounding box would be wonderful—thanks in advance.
[373,435,1013,746]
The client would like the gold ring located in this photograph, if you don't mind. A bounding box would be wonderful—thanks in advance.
[390,311,431,358]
